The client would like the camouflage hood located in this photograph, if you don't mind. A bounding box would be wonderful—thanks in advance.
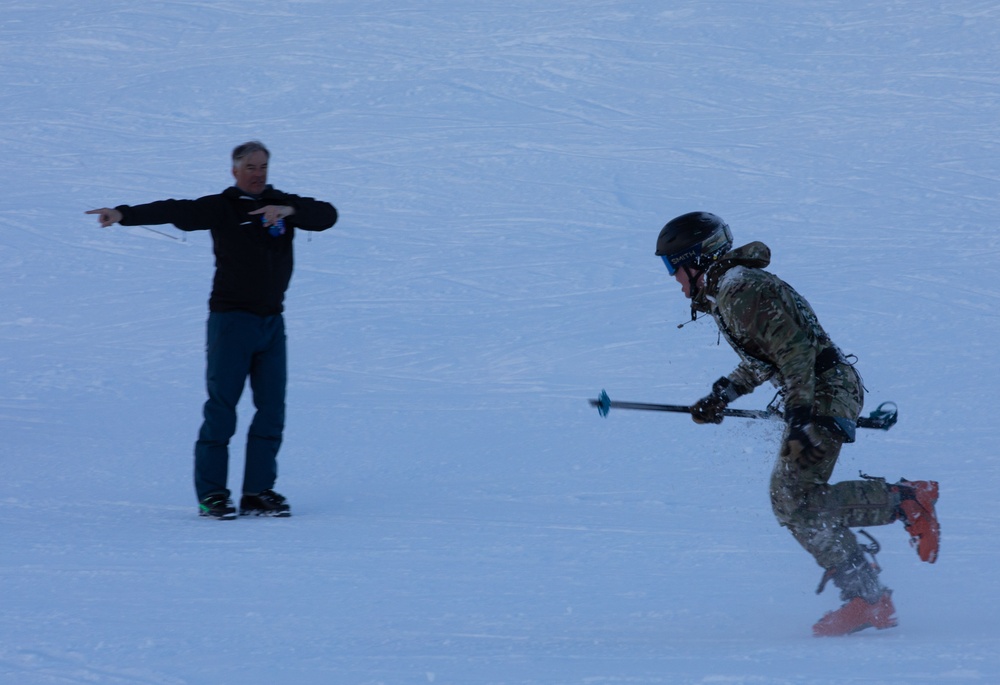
[692,241,771,312]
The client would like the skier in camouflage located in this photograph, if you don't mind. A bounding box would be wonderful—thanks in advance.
[656,212,940,636]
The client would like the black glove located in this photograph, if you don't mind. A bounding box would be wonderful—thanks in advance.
[783,406,826,465]
[691,377,740,425]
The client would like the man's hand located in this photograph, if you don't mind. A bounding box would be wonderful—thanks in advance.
[691,394,727,424]
[85,208,123,227]
[783,406,827,466]
[690,377,740,425]
[249,205,295,227]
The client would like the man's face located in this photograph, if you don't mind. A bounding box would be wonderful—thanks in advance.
[673,266,701,299]
[232,150,269,195]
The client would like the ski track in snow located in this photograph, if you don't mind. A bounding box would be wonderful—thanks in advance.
[3,1,1000,684]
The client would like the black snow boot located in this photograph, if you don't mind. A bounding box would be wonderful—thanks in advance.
[199,493,237,520]
[239,489,291,517]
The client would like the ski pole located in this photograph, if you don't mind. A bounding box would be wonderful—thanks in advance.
[589,390,897,431]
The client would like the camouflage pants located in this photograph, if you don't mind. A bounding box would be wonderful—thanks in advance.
[769,366,898,571]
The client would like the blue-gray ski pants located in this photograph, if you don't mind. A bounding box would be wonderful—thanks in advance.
[194,311,286,500]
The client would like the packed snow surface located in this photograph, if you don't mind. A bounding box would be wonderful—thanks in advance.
[3,2,999,683]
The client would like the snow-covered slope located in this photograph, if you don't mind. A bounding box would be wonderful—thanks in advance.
[3,2,999,683]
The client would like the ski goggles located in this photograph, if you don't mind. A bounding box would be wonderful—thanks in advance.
[661,249,702,276]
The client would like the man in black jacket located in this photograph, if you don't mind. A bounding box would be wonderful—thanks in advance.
[87,141,338,520]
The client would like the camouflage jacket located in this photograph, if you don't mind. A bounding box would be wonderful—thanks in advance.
[692,241,860,423]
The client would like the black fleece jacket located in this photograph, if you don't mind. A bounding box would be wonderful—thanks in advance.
[117,186,337,316]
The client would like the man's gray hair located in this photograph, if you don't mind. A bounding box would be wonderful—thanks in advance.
[232,140,270,166]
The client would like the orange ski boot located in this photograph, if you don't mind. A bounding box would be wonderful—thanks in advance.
[895,479,940,563]
[813,590,898,637]
[813,541,897,637]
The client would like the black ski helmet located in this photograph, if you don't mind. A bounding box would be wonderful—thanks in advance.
[655,212,733,275]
